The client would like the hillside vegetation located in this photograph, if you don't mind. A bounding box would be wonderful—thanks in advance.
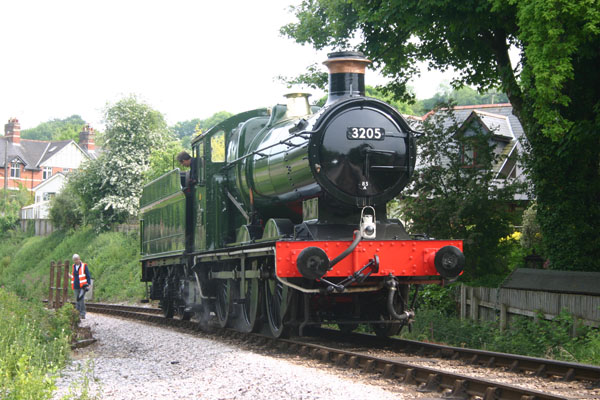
[0,288,74,399]
[0,228,144,302]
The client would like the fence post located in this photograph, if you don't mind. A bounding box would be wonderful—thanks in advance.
[62,260,70,307]
[470,290,480,321]
[460,284,467,320]
[500,303,508,331]
[55,261,63,308]
[48,261,55,309]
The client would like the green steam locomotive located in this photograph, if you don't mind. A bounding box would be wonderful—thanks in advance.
[139,52,464,337]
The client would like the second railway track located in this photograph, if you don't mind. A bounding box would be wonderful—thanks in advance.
[84,302,599,400]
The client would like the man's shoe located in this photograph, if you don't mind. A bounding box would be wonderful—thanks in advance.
[80,315,86,319]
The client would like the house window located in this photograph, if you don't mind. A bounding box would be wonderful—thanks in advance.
[461,145,476,167]
[42,192,55,201]
[43,167,53,180]
[10,162,21,178]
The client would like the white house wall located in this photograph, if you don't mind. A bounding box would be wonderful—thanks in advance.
[40,142,88,169]
[33,174,66,203]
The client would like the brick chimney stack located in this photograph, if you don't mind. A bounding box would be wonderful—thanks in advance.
[79,124,95,152]
[5,118,21,144]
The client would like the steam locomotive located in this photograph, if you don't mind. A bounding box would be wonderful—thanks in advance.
[139,51,464,337]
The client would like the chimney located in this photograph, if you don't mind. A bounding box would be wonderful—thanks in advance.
[323,51,371,105]
[5,118,21,144]
[79,124,95,152]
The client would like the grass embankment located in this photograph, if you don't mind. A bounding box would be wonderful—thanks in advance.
[0,288,75,399]
[402,286,600,365]
[0,227,144,302]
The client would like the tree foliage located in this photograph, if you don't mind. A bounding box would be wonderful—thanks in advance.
[21,115,87,141]
[48,185,83,230]
[171,111,233,148]
[398,105,523,282]
[283,0,600,271]
[419,85,508,114]
[0,185,33,231]
[144,139,185,183]
[67,96,168,230]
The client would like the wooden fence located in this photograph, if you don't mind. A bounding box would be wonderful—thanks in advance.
[458,284,600,330]
[48,260,70,309]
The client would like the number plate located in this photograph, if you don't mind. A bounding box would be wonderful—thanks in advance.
[346,127,385,140]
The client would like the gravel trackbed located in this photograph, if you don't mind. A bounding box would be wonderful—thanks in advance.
[53,314,414,399]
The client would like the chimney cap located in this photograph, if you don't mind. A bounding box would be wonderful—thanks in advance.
[326,50,366,59]
[323,51,371,74]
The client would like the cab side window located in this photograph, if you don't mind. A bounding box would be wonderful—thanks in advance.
[195,141,205,185]
[211,131,226,163]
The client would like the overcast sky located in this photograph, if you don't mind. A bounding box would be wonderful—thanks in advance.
[0,0,452,131]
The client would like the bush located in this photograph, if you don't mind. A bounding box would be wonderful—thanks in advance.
[415,285,457,316]
[521,202,543,255]
[0,185,34,231]
[0,288,72,399]
[49,186,83,230]
[402,308,600,365]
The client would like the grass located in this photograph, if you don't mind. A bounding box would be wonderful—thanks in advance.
[0,227,144,302]
[401,307,600,365]
[0,288,74,399]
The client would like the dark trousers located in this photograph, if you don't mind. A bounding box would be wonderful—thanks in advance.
[74,288,86,317]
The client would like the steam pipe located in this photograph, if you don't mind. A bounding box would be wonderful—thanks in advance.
[386,277,414,321]
[329,230,362,269]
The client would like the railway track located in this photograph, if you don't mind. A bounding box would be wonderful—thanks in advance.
[308,328,600,384]
[84,303,596,400]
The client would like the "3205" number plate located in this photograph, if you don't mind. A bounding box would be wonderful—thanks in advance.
[346,127,385,140]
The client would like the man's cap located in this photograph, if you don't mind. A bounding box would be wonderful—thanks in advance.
[72,254,80,260]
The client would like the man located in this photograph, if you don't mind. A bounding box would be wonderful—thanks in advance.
[176,151,197,187]
[70,254,92,319]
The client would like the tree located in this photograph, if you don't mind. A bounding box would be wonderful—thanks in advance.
[398,105,522,283]
[21,115,87,141]
[69,96,168,230]
[282,0,600,271]
[420,85,509,113]
[144,139,185,183]
[365,86,420,115]
[0,185,33,231]
[48,185,83,230]
[171,111,233,148]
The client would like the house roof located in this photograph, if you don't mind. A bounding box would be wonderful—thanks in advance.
[408,103,530,199]
[32,171,66,192]
[0,138,87,170]
[472,110,514,141]
[421,103,525,142]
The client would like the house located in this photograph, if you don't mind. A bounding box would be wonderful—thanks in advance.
[20,173,67,221]
[410,103,530,201]
[1,118,97,191]
[0,118,98,235]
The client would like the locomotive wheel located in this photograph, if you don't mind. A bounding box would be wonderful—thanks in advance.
[161,298,174,319]
[175,305,192,321]
[370,285,409,338]
[264,278,291,338]
[338,323,359,334]
[371,320,402,337]
[238,277,261,333]
[161,277,175,319]
[215,280,232,328]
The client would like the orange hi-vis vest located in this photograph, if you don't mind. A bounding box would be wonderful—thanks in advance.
[71,263,88,290]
